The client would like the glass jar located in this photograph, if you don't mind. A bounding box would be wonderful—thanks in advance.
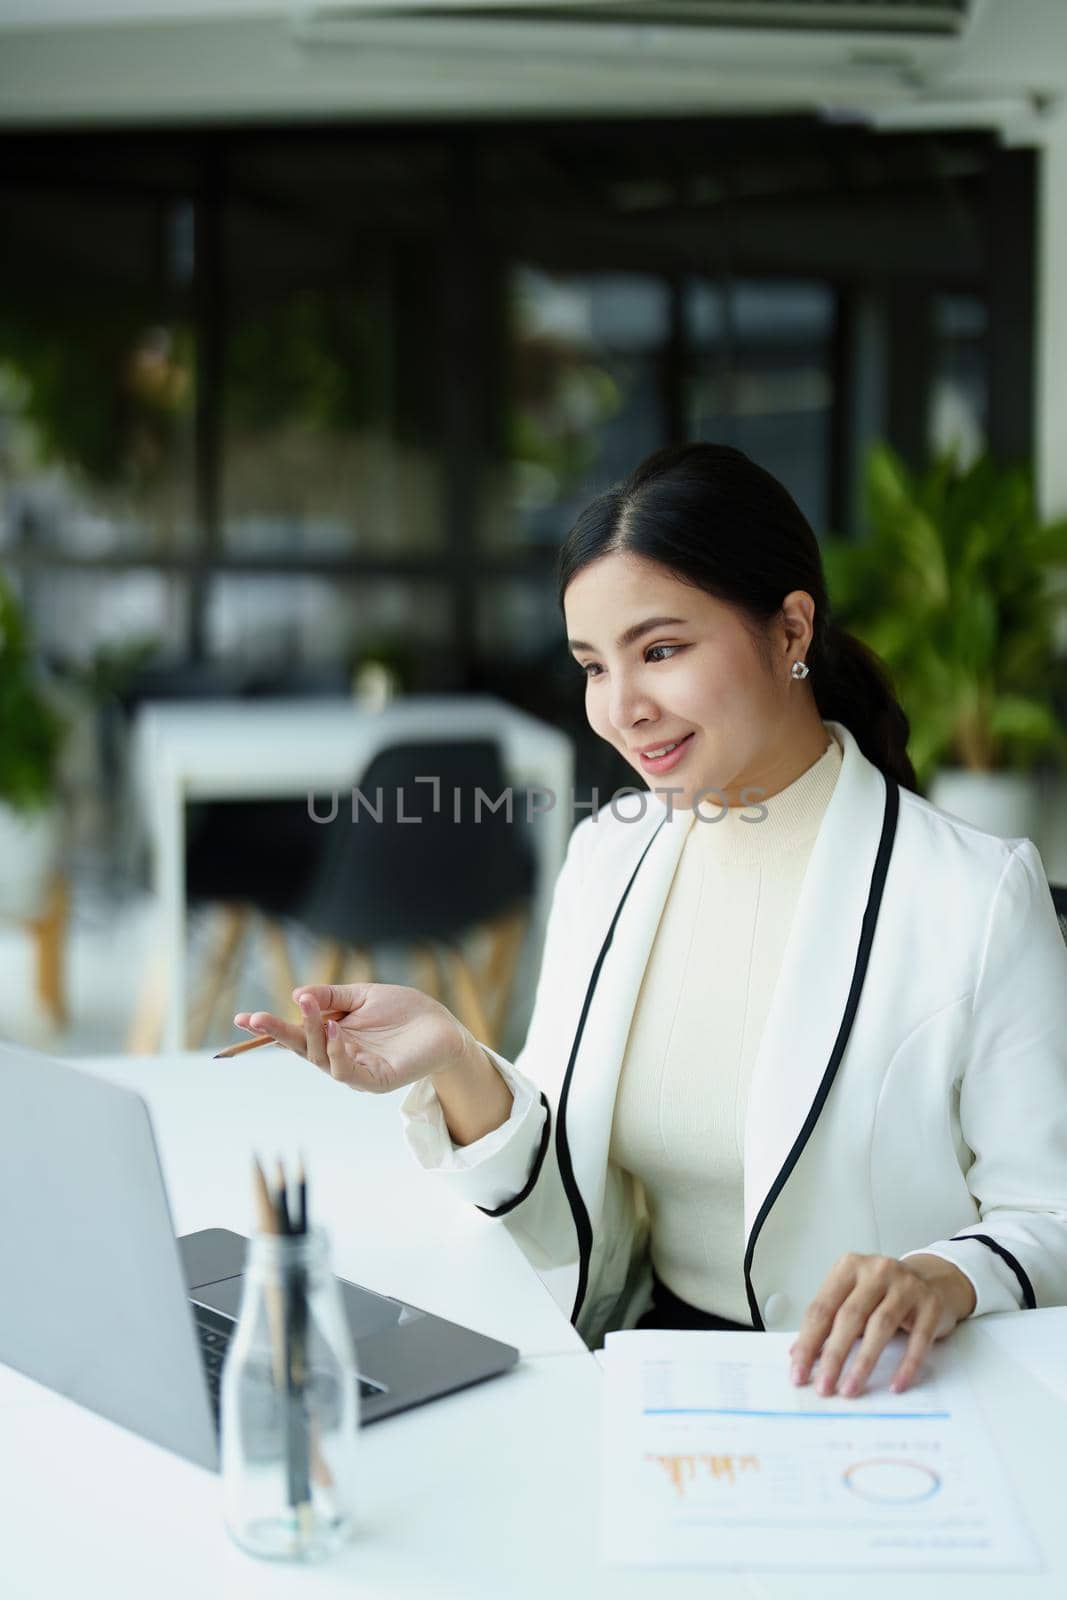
[221,1227,358,1561]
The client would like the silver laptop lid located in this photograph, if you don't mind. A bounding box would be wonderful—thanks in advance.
[0,1040,218,1470]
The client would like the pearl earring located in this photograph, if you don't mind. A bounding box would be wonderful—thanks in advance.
[790,660,810,680]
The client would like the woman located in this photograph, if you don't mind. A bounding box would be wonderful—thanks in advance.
[237,442,1067,1398]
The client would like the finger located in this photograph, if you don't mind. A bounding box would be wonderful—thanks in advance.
[297,993,330,1071]
[324,1017,360,1087]
[792,1298,844,1385]
[292,983,368,1017]
[889,1296,943,1394]
[839,1286,919,1397]
[233,1012,293,1037]
[324,1017,351,1083]
[813,1277,896,1396]
[791,1256,861,1384]
[247,1011,309,1055]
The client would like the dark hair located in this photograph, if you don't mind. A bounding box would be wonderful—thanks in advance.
[556,441,917,794]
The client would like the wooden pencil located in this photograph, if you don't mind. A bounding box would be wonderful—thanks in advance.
[252,1154,277,1236]
[254,1155,333,1499]
[295,1154,307,1236]
[274,1159,292,1236]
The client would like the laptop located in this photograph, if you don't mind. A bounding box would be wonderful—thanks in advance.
[0,1040,518,1471]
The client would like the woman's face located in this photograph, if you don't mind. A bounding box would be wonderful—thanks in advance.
[564,550,814,811]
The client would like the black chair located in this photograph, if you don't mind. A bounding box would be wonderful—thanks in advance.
[185,737,536,1052]
[285,739,536,1049]
[183,797,324,1045]
[170,670,354,1045]
[1051,884,1067,949]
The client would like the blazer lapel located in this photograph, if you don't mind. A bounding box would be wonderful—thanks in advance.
[742,721,896,1250]
[565,796,693,1228]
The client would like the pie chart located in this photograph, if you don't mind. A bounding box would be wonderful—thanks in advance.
[842,1458,942,1503]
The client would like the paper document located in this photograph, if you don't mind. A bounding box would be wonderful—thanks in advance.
[601,1330,1039,1571]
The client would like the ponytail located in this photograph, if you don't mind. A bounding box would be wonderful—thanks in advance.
[811,622,917,793]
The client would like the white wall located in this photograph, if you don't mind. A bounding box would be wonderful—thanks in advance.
[1036,107,1067,524]
[1034,107,1067,884]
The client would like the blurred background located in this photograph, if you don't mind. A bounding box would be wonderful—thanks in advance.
[1,0,1066,1057]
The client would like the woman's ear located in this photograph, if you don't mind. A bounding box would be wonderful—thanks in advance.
[780,590,816,656]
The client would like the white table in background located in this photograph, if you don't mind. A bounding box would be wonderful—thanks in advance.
[2,1049,1066,1600]
[130,695,574,1050]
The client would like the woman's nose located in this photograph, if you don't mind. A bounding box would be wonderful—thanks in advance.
[608,674,658,735]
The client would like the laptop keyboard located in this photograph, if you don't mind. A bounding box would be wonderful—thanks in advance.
[193,1303,386,1422]
[195,1308,229,1416]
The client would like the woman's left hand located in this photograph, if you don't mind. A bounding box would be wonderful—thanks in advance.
[789,1252,977,1398]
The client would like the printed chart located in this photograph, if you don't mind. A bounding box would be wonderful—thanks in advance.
[601,1330,1039,1571]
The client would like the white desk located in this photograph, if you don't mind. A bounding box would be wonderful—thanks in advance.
[2,1051,1067,1600]
[130,696,574,1050]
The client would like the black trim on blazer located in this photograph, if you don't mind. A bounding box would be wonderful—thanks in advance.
[949,1232,1037,1309]
[561,817,668,1327]
[742,775,900,1330]
[476,1092,552,1219]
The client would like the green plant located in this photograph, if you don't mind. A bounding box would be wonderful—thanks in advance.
[821,445,1067,791]
[0,572,66,813]
[66,635,162,704]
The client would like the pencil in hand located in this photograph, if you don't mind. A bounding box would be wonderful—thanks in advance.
[212,1009,347,1059]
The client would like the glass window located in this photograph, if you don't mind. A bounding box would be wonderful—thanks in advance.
[13,568,190,669]
[220,141,447,559]
[928,292,988,467]
[685,278,835,532]
[204,573,452,683]
[0,190,197,561]
[486,267,671,551]
[476,575,565,665]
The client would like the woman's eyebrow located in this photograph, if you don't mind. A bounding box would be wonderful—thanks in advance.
[567,616,688,654]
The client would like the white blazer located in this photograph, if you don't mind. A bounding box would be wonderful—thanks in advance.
[402,719,1067,1349]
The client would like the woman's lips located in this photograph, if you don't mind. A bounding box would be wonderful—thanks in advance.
[637,732,695,775]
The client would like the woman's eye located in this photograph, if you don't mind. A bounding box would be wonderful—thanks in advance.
[578,646,681,678]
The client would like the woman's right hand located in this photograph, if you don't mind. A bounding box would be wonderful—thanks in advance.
[233,983,475,1095]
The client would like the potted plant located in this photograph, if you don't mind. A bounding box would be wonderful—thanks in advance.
[0,572,67,918]
[821,444,1067,835]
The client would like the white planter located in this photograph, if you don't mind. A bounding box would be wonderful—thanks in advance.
[0,802,61,920]
[927,768,1042,841]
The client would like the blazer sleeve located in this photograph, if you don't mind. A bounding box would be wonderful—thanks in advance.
[397,812,594,1269]
[901,839,1067,1315]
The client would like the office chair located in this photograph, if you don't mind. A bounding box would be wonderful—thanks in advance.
[185,737,535,1052]
[153,670,347,1048]
[183,797,322,1046]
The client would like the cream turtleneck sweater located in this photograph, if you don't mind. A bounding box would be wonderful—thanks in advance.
[609,732,844,1324]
